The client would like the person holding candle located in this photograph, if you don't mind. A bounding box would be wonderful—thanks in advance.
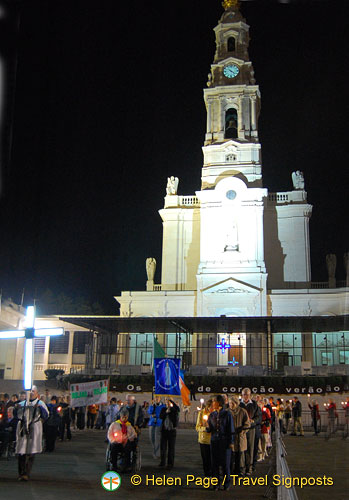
[284,400,292,433]
[326,398,338,436]
[308,399,320,435]
[257,400,271,461]
[108,407,137,472]
[196,398,212,477]
[276,398,286,434]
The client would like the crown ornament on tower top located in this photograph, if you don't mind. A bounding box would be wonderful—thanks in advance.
[222,0,240,10]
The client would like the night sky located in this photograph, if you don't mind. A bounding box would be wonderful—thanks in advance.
[0,0,348,313]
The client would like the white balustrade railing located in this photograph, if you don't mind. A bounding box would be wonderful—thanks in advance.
[311,281,347,289]
[268,193,289,203]
[178,195,200,206]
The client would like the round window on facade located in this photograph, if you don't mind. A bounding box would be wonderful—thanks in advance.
[226,190,237,200]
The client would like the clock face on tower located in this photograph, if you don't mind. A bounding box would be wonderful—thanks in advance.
[223,64,239,79]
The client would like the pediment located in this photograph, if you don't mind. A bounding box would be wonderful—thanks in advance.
[205,140,243,153]
[202,277,262,295]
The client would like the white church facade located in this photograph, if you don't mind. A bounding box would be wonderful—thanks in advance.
[115,2,349,374]
[0,1,348,381]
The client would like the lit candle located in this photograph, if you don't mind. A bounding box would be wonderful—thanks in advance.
[200,398,204,404]
[203,414,208,421]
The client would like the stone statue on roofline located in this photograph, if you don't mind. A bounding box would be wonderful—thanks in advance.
[146,257,156,282]
[291,170,305,190]
[344,252,349,281]
[166,176,179,196]
[326,253,336,288]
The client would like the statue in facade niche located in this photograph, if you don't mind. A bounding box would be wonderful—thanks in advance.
[224,218,239,252]
[344,252,349,278]
[166,176,179,196]
[291,170,305,190]
[326,254,336,289]
[146,257,156,282]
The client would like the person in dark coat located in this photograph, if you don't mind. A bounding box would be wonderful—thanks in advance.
[76,406,86,430]
[291,397,304,436]
[308,399,320,435]
[117,395,144,432]
[45,396,61,452]
[189,381,197,401]
[159,398,180,469]
[206,395,234,491]
[59,396,72,441]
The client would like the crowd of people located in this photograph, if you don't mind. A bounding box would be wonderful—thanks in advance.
[0,388,348,485]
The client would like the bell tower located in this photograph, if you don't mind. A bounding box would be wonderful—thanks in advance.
[196,0,268,317]
[202,0,262,189]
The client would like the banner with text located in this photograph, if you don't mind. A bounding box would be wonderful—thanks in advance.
[109,378,348,395]
[70,379,108,407]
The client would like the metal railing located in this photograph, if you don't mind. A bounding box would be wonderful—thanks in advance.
[311,280,347,289]
[275,418,299,500]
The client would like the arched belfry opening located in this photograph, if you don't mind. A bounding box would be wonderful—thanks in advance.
[227,37,235,52]
[225,108,238,139]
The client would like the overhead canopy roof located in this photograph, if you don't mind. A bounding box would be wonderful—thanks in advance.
[58,315,349,335]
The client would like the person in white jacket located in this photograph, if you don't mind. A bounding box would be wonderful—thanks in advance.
[107,407,137,472]
[15,386,48,481]
[106,398,120,427]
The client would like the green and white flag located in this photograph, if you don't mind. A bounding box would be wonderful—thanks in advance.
[70,379,108,408]
[153,335,166,359]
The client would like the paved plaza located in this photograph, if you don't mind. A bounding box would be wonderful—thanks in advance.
[283,433,348,500]
[0,427,347,499]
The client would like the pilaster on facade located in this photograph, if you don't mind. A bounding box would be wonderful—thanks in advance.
[264,191,312,288]
[159,203,200,291]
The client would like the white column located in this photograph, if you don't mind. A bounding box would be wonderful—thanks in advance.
[255,202,265,265]
[219,97,225,133]
[237,100,243,139]
[67,330,74,374]
[43,336,50,370]
[304,209,312,283]
[207,100,212,133]
[251,96,257,131]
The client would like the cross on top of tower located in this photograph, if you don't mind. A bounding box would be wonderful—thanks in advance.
[222,0,240,10]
